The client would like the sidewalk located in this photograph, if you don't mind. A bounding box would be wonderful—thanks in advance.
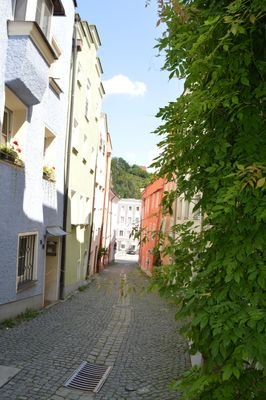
[0,260,190,400]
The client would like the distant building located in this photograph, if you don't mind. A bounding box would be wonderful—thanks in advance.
[116,198,141,254]
[139,178,165,275]
[139,177,202,274]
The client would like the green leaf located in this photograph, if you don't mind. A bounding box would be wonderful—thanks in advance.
[250,15,256,24]
[222,365,233,381]
[232,95,239,104]
[231,25,238,35]
[256,177,265,188]
[240,76,249,86]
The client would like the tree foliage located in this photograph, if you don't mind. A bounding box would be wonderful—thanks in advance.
[150,0,266,398]
[111,157,151,198]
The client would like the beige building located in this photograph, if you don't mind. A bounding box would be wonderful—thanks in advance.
[63,15,105,296]
[88,113,113,273]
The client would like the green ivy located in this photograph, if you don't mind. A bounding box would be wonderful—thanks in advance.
[150,0,266,398]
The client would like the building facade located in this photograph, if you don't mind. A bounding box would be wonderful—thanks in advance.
[0,0,76,320]
[89,113,112,273]
[63,17,105,295]
[116,198,141,255]
[139,178,165,275]
[105,189,119,264]
[139,177,202,274]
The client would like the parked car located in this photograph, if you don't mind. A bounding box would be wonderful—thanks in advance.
[126,249,136,255]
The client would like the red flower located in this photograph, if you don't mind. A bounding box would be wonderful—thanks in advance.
[13,140,19,146]
[17,148,22,153]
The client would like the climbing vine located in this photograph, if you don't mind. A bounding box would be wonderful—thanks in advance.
[149,0,266,399]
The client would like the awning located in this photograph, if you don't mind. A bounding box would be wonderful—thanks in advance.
[46,226,68,237]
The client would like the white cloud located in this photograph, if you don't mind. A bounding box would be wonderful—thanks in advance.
[103,74,147,96]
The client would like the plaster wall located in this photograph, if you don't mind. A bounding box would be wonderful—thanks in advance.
[0,1,12,124]
[0,0,75,317]
[65,19,104,288]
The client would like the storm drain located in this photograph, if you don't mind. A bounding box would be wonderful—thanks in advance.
[64,361,112,393]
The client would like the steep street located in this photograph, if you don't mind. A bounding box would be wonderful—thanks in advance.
[0,259,190,400]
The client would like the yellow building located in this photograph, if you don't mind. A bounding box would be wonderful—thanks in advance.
[62,15,105,296]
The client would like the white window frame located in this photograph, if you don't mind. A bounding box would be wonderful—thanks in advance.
[35,0,54,38]
[1,107,13,145]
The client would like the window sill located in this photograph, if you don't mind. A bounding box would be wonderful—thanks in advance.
[17,280,38,292]
[7,21,58,66]
[49,77,63,97]
[0,153,24,168]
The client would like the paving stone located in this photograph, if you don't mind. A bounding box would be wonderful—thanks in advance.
[0,261,190,400]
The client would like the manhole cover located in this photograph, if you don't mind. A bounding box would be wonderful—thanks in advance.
[65,361,112,393]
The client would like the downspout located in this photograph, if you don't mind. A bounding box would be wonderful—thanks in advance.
[87,148,99,276]
[60,14,79,299]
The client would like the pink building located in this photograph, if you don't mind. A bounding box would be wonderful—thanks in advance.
[139,178,165,275]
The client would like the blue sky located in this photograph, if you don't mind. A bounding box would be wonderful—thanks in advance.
[77,0,183,168]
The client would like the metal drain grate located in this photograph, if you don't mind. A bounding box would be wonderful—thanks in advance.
[65,361,112,393]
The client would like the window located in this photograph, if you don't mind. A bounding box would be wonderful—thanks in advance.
[192,196,201,220]
[13,0,27,19]
[1,88,27,150]
[77,62,82,86]
[128,217,132,224]
[177,198,183,220]
[17,233,37,289]
[136,206,139,212]
[120,216,125,223]
[119,230,124,237]
[151,193,155,209]
[1,108,13,145]
[85,79,91,118]
[128,206,132,211]
[36,0,53,38]
[43,127,55,165]
[72,118,79,151]
[184,200,190,220]
[81,133,88,161]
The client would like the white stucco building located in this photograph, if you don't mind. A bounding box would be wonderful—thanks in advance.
[0,0,76,320]
[116,198,142,254]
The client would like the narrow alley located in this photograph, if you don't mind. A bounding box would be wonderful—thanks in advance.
[0,259,189,400]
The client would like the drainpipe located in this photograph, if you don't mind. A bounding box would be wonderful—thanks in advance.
[87,148,99,276]
[60,14,79,299]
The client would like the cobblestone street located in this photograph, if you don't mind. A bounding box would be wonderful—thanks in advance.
[0,260,190,400]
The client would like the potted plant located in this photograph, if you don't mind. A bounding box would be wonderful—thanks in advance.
[0,140,24,166]
[43,165,56,182]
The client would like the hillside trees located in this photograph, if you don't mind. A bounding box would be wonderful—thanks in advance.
[150,0,266,399]
[111,157,151,198]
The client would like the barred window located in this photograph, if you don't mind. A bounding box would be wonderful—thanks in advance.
[17,234,37,289]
